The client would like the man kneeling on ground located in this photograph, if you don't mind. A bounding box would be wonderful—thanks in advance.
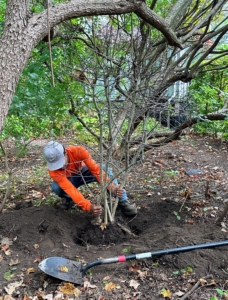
[43,141,137,216]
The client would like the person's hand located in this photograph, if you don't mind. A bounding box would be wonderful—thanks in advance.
[90,205,102,216]
[111,184,124,197]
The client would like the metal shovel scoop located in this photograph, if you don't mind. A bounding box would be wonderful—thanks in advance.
[39,240,228,284]
[39,257,83,284]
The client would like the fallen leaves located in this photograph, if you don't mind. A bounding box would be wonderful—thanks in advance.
[104,282,117,291]
[187,219,194,225]
[129,263,141,272]
[4,279,23,295]
[136,270,147,279]
[26,268,35,275]
[160,288,171,298]
[1,244,11,255]
[33,257,42,263]
[0,237,13,247]
[199,278,216,286]
[9,259,20,266]
[174,290,185,297]
[83,281,97,289]
[180,188,191,199]
[59,266,68,273]
[25,190,44,200]
[59,282,81,296]
[129,279,140,290]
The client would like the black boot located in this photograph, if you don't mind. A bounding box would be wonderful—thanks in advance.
[59,198,75,210]
[118,200,137,216]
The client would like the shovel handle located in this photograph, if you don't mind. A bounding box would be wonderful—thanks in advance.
[81,254,136,274]
[81,240,228,275]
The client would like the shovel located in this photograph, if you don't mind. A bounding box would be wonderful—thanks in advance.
[39,240,228,284]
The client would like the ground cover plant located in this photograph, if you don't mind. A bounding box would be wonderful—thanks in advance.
[0,134,228,299]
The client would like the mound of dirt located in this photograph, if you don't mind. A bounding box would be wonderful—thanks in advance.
[0,200,228,294]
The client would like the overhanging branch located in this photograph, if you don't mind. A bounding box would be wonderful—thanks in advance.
[126,113,228,159]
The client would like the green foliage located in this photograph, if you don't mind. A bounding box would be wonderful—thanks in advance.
[29,0,67,13]
[2,4,228,146]
[165,170,179,177]
[189,52,228,137]
[33,194,59,207]
[2,44,76,140]
[2,115,50,139]
[3,19,108,142]
[153,0,176,17]
[0,0,6,33]
[173,266,193,275]
[122,246,131,253]
[4,268,16,281]
[152,261,159,267]
[192,119,228,138]
[209,289,228,300]
[216,289,224,297]
[13,139,29,158]
[173,211,181,220]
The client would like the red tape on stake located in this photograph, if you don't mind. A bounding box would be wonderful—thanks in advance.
[118,255,126,262]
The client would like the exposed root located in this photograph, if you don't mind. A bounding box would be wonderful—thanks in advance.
[117,222,137,238]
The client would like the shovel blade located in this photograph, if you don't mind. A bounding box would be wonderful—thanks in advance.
[39,257,83,284]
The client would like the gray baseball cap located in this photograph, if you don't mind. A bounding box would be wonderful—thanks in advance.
[44,141,65,171]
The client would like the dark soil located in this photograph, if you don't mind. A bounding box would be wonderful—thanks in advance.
[0,135,228,299]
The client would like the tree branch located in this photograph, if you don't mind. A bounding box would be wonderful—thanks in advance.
[166,0,193,30]
[68,97,109,150]
[26,0,182,49]
[125,113,228,160]
[134,2,183,48]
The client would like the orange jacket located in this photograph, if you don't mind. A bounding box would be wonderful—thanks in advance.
[48,146,111,212]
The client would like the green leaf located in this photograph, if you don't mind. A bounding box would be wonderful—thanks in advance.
[29,73,39,79]
[187,266,193,272]
[122,246,131,253]
[216,288,224,296]
[4,269,15,281]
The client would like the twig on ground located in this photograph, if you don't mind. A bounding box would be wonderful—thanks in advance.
[180,275,213,300]
[126,214,138,224]
[179,188,191,212]
[222,268,228,275]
